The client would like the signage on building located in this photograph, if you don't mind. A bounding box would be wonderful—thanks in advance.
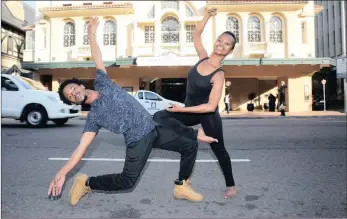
[337,57,346,79]
[137,54,199,66]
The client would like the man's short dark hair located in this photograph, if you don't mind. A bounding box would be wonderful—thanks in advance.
[222,31,237,50]
[58,78,84,105]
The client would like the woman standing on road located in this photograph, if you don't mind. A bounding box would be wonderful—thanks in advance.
[153,7,238,198]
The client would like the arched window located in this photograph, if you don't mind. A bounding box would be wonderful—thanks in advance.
[103,20,116,46]
[247,16,261,42]
[63,22,75,47]
[226,16,240,42]
[269,16,283,43]
[83,21,90,45]
[161,16,179,43]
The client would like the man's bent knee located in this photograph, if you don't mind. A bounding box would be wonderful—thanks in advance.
[153,110,168,123]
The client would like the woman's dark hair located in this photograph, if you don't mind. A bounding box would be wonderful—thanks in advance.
[57,78,84,105]
[221,31,237,50]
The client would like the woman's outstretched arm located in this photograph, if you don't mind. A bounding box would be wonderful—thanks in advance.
[193,8,217,59]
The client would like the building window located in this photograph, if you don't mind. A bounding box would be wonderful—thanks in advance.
[332,5,335,19]
[247,16,261,42]
[147,5,155,18]
[63,22,75,47]
[161,16,179,43]
[144,26,155,43]
[301,22,307,44]
[103,20,116,46]
[25,30,34,50]
[83,21,90,45]
[8,36,13,53]
[161,1,179,10]
[269,16,283,43]
[185,24,196,43]
[186,5,194,17]
[226,16,239,42]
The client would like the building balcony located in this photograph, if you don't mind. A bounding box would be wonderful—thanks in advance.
[71,46,91,61]
[160,44,180,55]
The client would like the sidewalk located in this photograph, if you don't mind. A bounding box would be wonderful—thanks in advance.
[219,110,346,119]
[78,110,346,120]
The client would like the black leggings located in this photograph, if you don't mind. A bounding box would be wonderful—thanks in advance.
[153,110,235,187]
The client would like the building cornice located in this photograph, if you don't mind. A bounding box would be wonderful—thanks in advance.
[39,3,133,12]
[39,3,134,17]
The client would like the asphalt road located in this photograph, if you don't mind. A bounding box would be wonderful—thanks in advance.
[1,117,346,218]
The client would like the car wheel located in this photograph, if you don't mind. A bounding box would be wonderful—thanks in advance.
[26,108,48,128]
[52,118,69,126]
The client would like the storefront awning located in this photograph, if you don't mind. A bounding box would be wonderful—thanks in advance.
[22,58,135,70]
[22,57,335,70]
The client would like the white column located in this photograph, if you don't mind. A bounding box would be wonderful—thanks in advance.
[154,19,161,56]
[133,21,138,57]
[241,14,249,57]
[180,21,185,56]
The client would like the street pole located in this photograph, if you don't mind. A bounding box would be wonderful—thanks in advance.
[323,84,326,111]
[322,79,327,111]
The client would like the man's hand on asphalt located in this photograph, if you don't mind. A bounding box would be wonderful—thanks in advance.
[48,174,66,200]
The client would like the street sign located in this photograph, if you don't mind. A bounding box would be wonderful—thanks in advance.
[337,57,346,79]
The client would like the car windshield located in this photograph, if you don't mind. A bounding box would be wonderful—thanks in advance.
[13,76,46,90]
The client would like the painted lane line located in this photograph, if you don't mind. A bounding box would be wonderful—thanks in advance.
[48,158,251,162]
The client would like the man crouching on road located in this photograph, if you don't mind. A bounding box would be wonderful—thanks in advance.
[47,17,217,206]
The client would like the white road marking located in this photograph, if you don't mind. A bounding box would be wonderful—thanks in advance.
[48,158,251,162]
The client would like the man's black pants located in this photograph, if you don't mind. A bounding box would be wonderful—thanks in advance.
[88,126,198,191]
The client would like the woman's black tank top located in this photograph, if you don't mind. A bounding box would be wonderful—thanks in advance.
[184,57,224,107]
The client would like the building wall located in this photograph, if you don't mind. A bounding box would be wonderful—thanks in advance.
[1,25,25,68]
[25,1,318,63]
[314,0,346,101]
[315,0,345,58]
[226,78,278,111]
[25,1,321,112]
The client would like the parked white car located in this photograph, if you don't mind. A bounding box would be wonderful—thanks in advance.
[1,74,81,127]
[134,90,184,115]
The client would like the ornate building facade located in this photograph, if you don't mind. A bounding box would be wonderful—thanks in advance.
[23,1,334,112]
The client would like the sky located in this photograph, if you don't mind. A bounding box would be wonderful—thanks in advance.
[24,1,36,9]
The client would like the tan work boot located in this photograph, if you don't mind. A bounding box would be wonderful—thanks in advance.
[68,173,91,206]
[174,180,203,202]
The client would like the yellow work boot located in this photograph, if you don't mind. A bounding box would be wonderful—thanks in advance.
[68,173,91,206]
[173,179,203,202]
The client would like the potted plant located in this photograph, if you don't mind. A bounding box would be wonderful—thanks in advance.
[247,92,256,112]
